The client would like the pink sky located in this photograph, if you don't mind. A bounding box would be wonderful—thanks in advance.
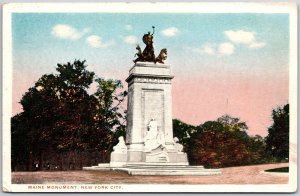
[172,73,288,137]
[13,69,288,137]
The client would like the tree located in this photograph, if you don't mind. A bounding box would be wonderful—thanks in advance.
[248,135,268,164]
[89,78,127,152]
[11,113,30,170]
[217,115,248,132]
[11,60,127,170]
[265,104,289,161]
[187,115,267,168]
[173,119,197,147]
[16,74,62,170]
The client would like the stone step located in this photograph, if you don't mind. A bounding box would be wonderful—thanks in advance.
[128,170,221,176]
[118,168,221,176]
[83,163,221,176]
[83,165,111,171]
[98,163,110,167]
[119,167,210,171]
[125,164,204,169]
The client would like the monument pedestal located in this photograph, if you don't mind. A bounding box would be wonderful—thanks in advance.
[124,62,188,165]
[83,62,221,176]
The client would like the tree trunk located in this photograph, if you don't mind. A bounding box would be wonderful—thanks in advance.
[28,152,33,171]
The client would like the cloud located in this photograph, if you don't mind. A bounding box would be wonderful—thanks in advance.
[124,35,138,45]
[192,42,234,56]
[192,30,264,56]
[125,25,133,31]
[224,30,255,45]
[192,43,216,55]
[86,35,115,48]
[161,27,179,37]
[224,30,266,49]
[249,42,266,49]
[51,24,90,40]
[218,42,235,55]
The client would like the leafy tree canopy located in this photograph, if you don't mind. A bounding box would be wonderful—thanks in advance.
[187,115,267,168]
[266,104,289,161]
[11,60,127,170]
[173,119,197,147]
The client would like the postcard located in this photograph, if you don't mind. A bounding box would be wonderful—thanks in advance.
[2,2,297,192]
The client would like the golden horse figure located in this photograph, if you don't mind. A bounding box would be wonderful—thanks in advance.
[133,44,143,63]
[155,48,167,64]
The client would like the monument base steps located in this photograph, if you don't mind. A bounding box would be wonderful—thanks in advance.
[83,163,221,176]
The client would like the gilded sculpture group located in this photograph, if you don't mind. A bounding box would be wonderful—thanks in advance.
[134,26,167,64]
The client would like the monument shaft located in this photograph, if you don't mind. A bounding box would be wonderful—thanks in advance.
[125,62,177,163]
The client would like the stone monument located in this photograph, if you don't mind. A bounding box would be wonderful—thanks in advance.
[83,27,221,175]
[122,61,188,165]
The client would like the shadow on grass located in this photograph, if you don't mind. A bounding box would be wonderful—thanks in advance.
[265,167,289,173]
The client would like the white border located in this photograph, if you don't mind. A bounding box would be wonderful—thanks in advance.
[1,2,297,13]
[2,2,12,193]
[2,2,298,193]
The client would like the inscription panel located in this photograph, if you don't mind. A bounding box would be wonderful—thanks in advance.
[142,89,164,141]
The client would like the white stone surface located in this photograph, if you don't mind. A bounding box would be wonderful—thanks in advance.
[83,164,222,176]
[124,168,222,176]
[110,136,128,167]
[145,149,169,163]
[144,119,166,152]
[174,137,184,153]
[129,62,172,76]
[125,62,181,163]
[112,136,127,153]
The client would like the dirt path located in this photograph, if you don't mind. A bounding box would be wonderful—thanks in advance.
[12,163,288,184]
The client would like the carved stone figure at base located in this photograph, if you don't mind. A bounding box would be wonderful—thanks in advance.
[174,137,184,153]
[110,136,127,167]
[144,119,166,152]
[112,136,127,153]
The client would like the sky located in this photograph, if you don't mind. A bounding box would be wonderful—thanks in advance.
[12,13,289,137]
